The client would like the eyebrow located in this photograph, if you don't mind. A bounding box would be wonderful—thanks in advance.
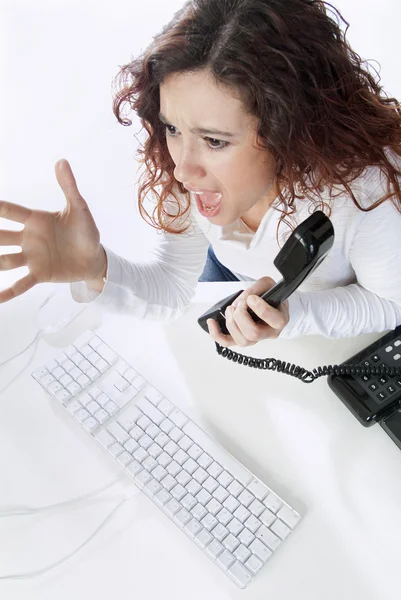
[158,113,238,138]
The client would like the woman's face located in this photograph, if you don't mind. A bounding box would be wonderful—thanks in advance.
[159,69,278,229]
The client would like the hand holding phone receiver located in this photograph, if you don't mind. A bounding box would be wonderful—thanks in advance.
[198,210,335,335]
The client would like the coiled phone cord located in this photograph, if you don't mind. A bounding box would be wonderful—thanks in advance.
[215,343,401,383]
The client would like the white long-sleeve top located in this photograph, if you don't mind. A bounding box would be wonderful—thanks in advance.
[70,151,401,339]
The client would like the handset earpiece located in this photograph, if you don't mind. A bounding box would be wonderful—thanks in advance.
[198,211,334,334]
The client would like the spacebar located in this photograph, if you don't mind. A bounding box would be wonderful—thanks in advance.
[183,421,253,487]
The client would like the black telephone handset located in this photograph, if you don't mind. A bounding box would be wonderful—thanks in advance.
[198,210,335,334]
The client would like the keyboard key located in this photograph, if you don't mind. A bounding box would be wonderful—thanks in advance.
[203,475,219,494]
[206,539,224,559]
[206,498,222,516]
[216,507,233,526]
[181,494,197,511]
[197,453,213,469]
[245,555,263,575]
[83,417,98,432]
[191,503,207,521]
[135,470,153,489]
[124,439,139,454]
[228,560,252,588]
[201,513,218,531]
[169,409,188,428]
[255,524,281,550]
[277,505,301,529]
[217,470,233,487]
[183,458,198,475]
[234,505,251,523]
[217,550,235,571]
[127,460,142,477]
[137,415,152,430]
[234,544,251,563]
[178,435,192,451]
[169,426,184,443]
[227,480,244,498]
[244,515,261,534]
[152,465,167,481]
[196,489,212,506]
[223,533,240,553]
[157,398,175,416]
[171,484,187,501]
[176,470,191,487]
[154,488,172,507]
[238,528,255,547]
[249,498,265,517]
[185,518,202,538]
[212,523,229,542]
[249,538,273,563]
[195,528,214,548]
[187,444,203,460]
[263,493,283,513]
[164,498,181,517]
[186,479,201,496]
[270,518,292,539]
[260,508,276,527]
[193,467,208,484]
[174,508,192,528]
[227,517,244,537]
[213,485,229,503]
[161,474,176,491]
[223,495,240,513]
[207,461,223,479]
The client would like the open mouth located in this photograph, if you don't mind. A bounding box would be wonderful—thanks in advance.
[193,191,222,216]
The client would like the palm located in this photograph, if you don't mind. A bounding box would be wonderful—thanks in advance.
[0,159,106,302]
[23,204,100,283]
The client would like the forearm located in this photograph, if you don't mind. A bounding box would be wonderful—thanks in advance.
[70,229,209,320]
[280,283,401,339]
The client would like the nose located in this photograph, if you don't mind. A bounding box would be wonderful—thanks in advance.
[173,145,206,184]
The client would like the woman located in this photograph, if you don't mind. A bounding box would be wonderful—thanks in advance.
[0,0,400,347]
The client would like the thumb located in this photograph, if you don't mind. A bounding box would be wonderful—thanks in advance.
[55,158,87,209]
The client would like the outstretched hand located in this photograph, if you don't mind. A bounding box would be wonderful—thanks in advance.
[0,159,107,303]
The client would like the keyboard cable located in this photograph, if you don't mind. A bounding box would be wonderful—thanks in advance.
[0,479,139,581]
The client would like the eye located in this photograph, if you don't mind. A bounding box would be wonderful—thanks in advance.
[165,124,177,136]
[205,137,229,151]
[164,125,229,151]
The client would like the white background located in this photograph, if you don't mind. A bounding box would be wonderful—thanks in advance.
[1,0,400,293]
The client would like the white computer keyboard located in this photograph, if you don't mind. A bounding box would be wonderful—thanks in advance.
[32,330,301,588]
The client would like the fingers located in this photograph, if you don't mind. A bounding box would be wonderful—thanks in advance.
[0,200,31,224]
[0,251,26,271]
[0,229,23,246]
[0,272,36,303]
[55,159,87,209]
[206,318,236,347]
[245,295,287,330]
[232,276,275,309]
[224,306,252,346]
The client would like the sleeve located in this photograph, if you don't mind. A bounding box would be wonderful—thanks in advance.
[279,198,401,339]
[69,215,209,321]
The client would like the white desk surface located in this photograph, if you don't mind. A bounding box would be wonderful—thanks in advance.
[1,282,400,600]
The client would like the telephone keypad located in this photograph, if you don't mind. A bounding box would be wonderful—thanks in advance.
[354,333,401,406]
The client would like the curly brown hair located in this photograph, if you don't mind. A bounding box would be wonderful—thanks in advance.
[112,0,401,234]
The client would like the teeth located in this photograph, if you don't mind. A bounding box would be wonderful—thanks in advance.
[202,202,217,211]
